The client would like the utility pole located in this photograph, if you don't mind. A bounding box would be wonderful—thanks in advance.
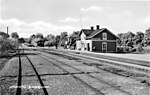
[80,13,83,29]
[6,26,8,34]
[0,0,1,19]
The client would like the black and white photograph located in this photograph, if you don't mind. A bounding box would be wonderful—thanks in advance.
[0,0,150,95]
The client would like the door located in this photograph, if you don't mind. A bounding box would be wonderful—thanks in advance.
[87,43,90,51]
[81,43,85,51]
[102,42,107,52]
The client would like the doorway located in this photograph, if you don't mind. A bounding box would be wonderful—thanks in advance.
[87,43,90,51]
[102,42,107,52]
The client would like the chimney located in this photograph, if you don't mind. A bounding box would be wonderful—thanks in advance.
[96,25,100,30]
[91,26,94,30]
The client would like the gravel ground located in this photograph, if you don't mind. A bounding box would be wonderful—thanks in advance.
[40,51,100,73]
[74,74,127,95]
[39,50,150,95]
[21,77,44,95]
[39,52,83,74]
[0,58,9,71]
[90,73,149,95]
[23,51,99,95]
[27,55,68,75]
[42,75,97,95]
[48,50,150,84]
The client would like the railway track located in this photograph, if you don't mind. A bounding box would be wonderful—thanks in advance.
[38,50,141,95]
[16,50,48,95]
[38,54,104,95]
[15,48,149,95]
[41,49,150,75]
[54,50,150,84]
[58,50,150,73]
[54,49,150,67]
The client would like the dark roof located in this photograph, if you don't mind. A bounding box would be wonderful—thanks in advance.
[86,28,105,38]
[79,29,93,36]
[68,32,79,38]
[86,28,118,39]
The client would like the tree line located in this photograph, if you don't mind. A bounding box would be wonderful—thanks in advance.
[29,32,68,49]
[117,27,150,52]
[1,27,150,54]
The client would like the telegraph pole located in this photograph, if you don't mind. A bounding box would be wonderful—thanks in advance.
[0,0,2,19]
[80,13,83,29]
[7,26,8,34]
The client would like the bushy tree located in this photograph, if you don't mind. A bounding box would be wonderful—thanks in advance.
[117,31,135,48]
[60,32,67,40]
[59,32,68,47]
[54,35,60,49]
[35,33,44,39]
[29,34,36,44]
[0,38,19,54]
[134,31,144,45]
[11,32,19,39]
[143,27,150,46]
[45,34,55,41]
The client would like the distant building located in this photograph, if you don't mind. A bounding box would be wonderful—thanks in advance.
[67,31,79,49]
[32,38,45,47]
[76,25,118,52]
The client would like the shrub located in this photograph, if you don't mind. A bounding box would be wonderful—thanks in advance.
[0,38,19,54]
[136,44,143,53]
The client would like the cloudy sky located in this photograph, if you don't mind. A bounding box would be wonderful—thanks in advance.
[0,0,150,38]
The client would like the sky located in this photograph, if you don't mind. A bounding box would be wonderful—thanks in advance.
[0,0,150,38]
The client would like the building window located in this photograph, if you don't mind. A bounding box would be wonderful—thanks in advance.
[103,33,107,40]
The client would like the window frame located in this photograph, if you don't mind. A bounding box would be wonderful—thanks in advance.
[102,33,107,40]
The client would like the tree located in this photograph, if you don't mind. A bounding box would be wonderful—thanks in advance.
[11,32,19,39]
[35,33,44,39]
[54,35,60,49]
[0,38,19,54]
[29,34,36,44]
[0,31,9,39]
[117,33,124,46]
[117,31,135,47]
[134,31,144,45]
[60,32,67,40]
[59,32,68,47]
[45,34,55,41]
[145,27,150,39]
[143,27,150,46]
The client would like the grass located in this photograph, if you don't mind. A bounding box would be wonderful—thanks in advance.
[0,51,18,71]
[0,58,10,71]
